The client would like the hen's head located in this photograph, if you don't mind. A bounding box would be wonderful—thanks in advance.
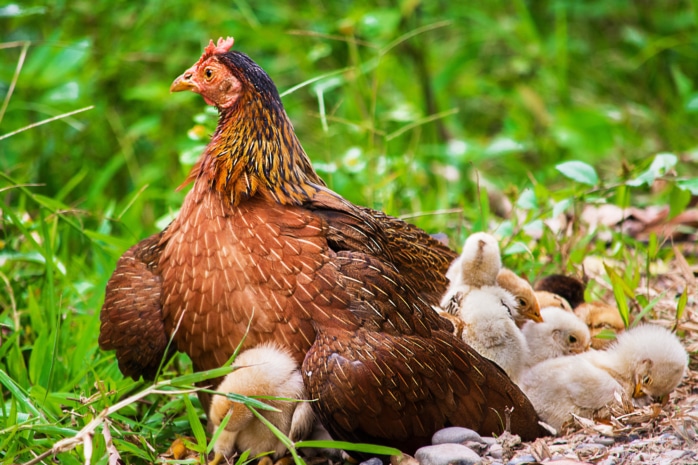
[171,37,280,109]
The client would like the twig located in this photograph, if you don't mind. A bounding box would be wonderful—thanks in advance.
[0,40,30,124]
[0,106,94,141]
[21,383,202,465]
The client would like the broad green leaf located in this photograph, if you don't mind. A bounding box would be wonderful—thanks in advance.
[556,161,599,186]
[604,263,631,327]
[626,153,677,187]
[594,329,618,340]
[516,188,537,209]
[677,178,698,195]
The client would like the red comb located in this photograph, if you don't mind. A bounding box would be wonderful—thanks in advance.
[196,36,235,67]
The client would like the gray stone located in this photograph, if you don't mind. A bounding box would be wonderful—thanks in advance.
[360,458,383,465]
[488,443,503,460]
[431,427,484,445]
[415,443,482,465]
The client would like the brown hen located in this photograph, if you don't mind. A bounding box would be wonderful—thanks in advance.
[99,37,546,455]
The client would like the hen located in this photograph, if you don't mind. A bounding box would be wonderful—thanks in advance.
[99,37,546,454]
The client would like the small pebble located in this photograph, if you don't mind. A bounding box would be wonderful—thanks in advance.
[594,437,615,446]
[575,443,606,459]
[415,443,482,465]
[488,443,503,459]
[360,458,383,465]
[506,454,536,465]
[431,427,484,445]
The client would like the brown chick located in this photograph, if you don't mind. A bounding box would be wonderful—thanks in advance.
[534,291,573,312]
[209,343,314,465]
[496,268,543,327]
[574,301,626,349]
[100,37,546,456]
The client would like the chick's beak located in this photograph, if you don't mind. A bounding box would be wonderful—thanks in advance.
[633,382,644,399]
[170,66,198,93]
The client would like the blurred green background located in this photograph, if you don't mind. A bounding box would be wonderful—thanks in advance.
[2,1,698,462]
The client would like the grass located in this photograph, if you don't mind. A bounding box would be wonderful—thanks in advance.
[2,1,698,463]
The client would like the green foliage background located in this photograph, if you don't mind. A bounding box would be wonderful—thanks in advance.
[1,1,698,463]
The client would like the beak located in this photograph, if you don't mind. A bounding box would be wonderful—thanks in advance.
[530,313,544,323]
[170,66,198,93]
[633,382,644,398]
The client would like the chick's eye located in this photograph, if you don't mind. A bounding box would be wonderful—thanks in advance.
[643,375,652,385]
[569,335,577,343]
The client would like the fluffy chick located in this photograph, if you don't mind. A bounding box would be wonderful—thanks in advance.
[534,291,573,312]
[519,324,687,431]
[497,268,543,327]
[586,324,686,404]
[459,286,529,383]
[441,232,502,314]
[574,301,625,349]
[209,343,314,465]
[521,307,590,367]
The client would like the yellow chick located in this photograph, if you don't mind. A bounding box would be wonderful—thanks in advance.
[521,307,590,367]
[534,291,573,312]
[458,286,529,383]
[497,268,543,327]
[574,301,626,349]
[208,342,315,465]
[441,232,502,314]
[519,324,687,431]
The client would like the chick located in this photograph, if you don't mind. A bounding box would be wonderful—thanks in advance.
[534,274,586,309]
[208,342,315,465]
[521,307,590,367]
[586,324,686,404]
[458,286,529,383]
[574,301,625,349]
[441,232,502,314]
[497,268,543,327]
[534,291,573,312]
[519,324,687,431]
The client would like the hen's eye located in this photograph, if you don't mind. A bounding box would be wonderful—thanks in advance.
[205,68,213,79]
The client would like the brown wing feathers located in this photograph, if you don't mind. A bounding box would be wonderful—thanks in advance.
[99,232,172,380]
